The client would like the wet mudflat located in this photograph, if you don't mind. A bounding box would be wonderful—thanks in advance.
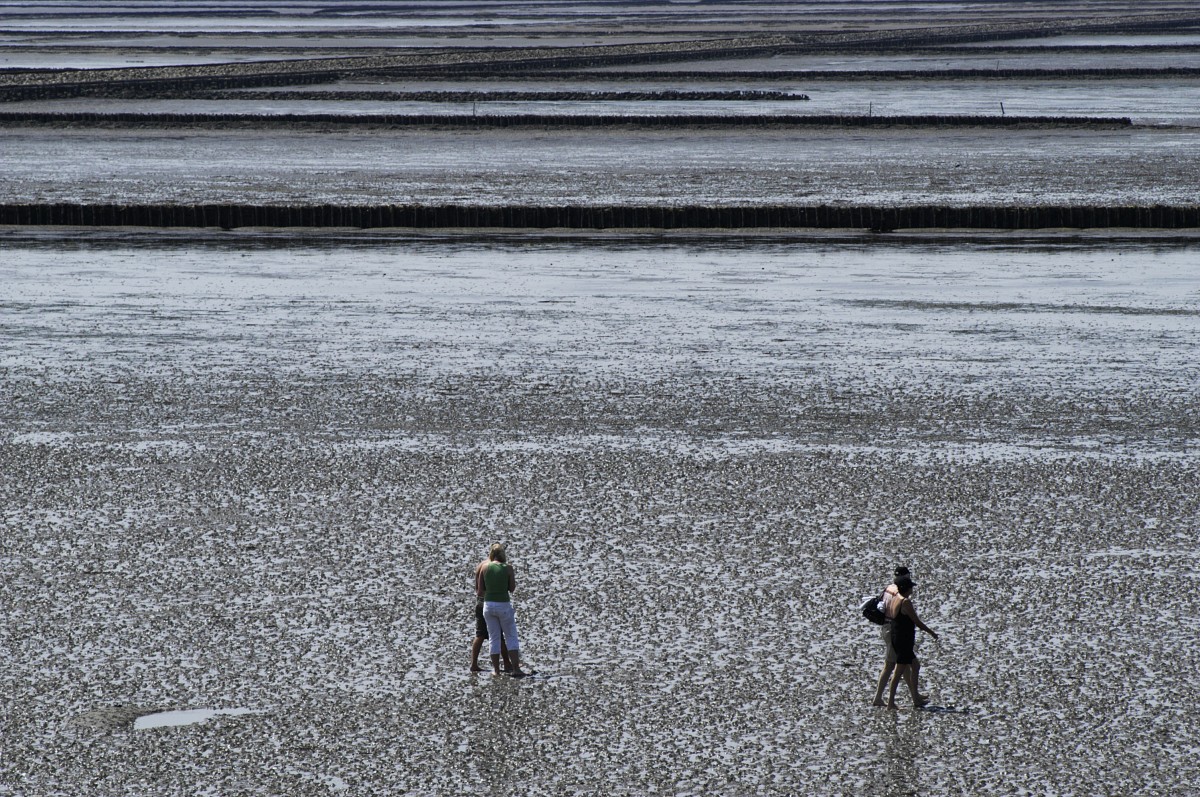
[5,1,1199,221]
[2,231,1198,795]
[4,0,1200,793]
[8,77,1200,123]
[3,125,1198,208]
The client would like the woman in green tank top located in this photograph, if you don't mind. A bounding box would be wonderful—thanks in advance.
[477,543,525,676]
[482,559,513,602]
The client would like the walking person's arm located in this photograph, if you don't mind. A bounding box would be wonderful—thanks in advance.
[902,599,939,640]
[475,562,486,598]
[507,563,516,594]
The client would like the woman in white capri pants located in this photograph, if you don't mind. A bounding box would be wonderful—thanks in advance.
[477,543,526,677]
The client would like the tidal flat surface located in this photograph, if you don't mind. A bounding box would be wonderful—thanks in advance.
[4,126,1198,208]
[2,232,1198,795]
[10,76,1200,124]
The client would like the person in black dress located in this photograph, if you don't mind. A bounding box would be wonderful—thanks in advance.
[873,566,925,706]
[886,574,938,709]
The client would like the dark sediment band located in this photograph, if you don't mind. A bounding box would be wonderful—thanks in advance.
[48,89,812,103]
[1,66,1196,100]
[0,111,1133,128]
[535,67,1200,82]
[1,204,1196,230]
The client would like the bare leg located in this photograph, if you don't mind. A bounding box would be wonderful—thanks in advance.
[490,653,502,676]
[912,657,928,704]
[500,637,511,672]
[508,649,525,677]
[902,665,929,708]
[873,661,895,706]
[470,636,485,671]
[888,664,908,709]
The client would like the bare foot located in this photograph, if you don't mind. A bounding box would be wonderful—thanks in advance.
[887,703,900,711]
[470,665,484,673]
[914,695,931,709]
[872,699,887,707]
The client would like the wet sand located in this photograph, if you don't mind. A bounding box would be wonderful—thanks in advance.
[3,1,1199,793]
[2,232,1198,795]
[4,125,1199,209]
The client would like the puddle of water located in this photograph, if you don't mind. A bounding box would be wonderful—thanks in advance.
[133,707,262,730]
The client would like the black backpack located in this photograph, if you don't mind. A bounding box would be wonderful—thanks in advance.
[861,594,887,625]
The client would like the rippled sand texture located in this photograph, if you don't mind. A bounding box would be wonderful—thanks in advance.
[2,234,1198,795]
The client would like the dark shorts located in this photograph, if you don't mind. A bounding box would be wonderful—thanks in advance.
[475,601,489,639]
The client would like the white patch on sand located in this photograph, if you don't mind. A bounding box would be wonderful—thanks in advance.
[133,708,261,730]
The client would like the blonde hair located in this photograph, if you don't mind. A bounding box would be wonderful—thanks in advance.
[489,543,506,562]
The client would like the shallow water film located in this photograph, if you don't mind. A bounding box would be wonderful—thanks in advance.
[2,233,1198,795]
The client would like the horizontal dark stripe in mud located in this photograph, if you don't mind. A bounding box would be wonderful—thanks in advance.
[2,62,1197,100]
[540,67,1200,83]
[2,204,1197,230]
[842,299,1200,317]
[131,90,812,103]
[0,112,1133,129]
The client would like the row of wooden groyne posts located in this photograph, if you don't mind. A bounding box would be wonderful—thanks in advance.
[2,204,1197,230]
[0,112,1133,128]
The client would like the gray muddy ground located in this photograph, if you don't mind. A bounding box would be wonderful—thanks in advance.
[2,232,1198,795]
[3,125,1198,208]
[3,2,1199,795]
